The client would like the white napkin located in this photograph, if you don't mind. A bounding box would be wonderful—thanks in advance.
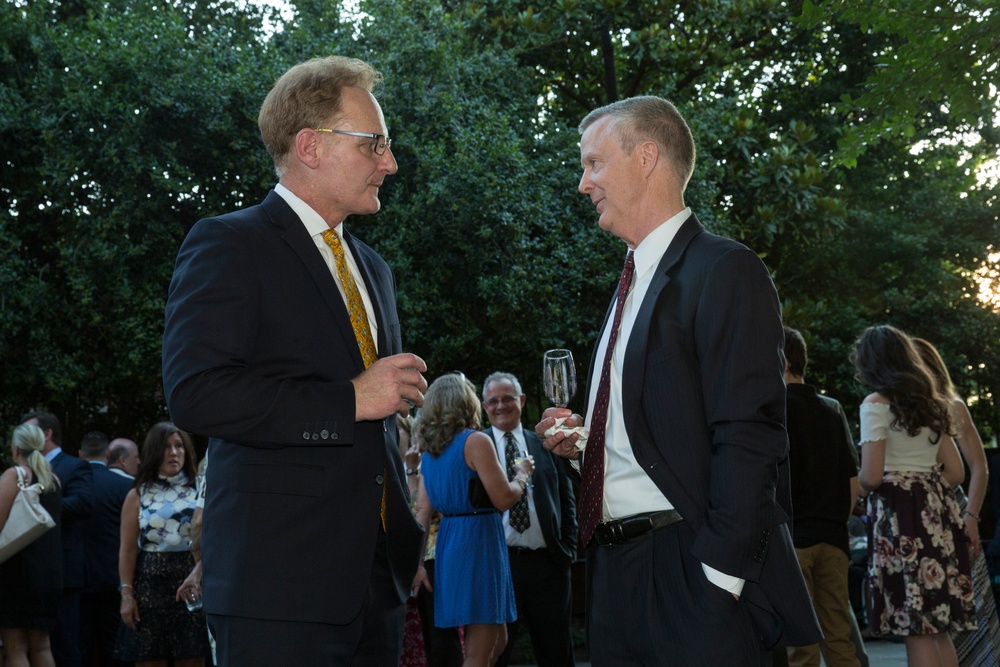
[543,417,589,452]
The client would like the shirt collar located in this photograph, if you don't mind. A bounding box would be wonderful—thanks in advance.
[44,447,63,462]
[633,207,691,280]
[274,183,344,238]
[491,423,524,444]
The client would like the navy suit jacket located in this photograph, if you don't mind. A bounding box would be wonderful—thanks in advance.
[83,462,132,593]
[484,429,577,566]
[50,451,94,590]
[585,214,821,647]
[162,190,424,625]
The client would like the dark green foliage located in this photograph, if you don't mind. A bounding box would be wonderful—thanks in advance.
[1,0,997,452]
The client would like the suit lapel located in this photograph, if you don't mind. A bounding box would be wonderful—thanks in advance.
[261,191,365,371]
[621,215,705,428]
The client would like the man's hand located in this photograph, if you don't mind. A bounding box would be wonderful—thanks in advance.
[535,407,582,459]
[353,353,428,421]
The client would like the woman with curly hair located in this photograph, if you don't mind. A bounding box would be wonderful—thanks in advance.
[854,325,976,666]
[115,422,208,666]
[411,373,533,667]
[912,337,1000,666]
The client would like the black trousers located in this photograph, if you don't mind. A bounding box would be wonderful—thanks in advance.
[495,547,575,667]
[51,588,83,667]
[209,531,404,667]
[80,589,133,667]
[586,521,768,667]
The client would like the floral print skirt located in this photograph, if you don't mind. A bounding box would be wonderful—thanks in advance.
[866,470,977,637]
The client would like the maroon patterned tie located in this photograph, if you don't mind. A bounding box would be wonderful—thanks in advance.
[578,251,635,551]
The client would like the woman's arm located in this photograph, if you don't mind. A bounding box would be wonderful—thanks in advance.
[951,399,988,548]
[411,474,434,595]
[858,440,886,494]
[463,431,532,511]
[0,468,19,529]
[937,435,965,487]
[118,489,141,630]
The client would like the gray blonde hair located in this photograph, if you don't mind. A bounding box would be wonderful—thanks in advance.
[12,423,57,492]
[415,374,482,457]
[579,96,696,190]
[258,55,383,177]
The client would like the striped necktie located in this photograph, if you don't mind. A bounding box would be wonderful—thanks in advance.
[578,251,635,551]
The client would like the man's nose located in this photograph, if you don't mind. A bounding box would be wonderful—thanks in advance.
[381,147,398,175]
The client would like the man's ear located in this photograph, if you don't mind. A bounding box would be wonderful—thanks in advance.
[294,128,323,169]
[639,140,659,178]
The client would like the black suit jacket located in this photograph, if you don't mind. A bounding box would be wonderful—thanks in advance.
[83,462,132,593]
[162,190,424,625]
[586,214,821,647]
[50,451,94,590]
[484,429,577,566]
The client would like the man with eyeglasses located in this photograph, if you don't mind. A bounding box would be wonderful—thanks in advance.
[481,372,578,667]
[162,56,428,666]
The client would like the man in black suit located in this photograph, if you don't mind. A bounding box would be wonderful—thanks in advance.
[482,372,577,667]
[162,55,427,666]
[536,96,821,665]
[79,430,134,667]
[20,410,94,667]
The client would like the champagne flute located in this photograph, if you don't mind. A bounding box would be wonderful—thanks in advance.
[543,349,577,408]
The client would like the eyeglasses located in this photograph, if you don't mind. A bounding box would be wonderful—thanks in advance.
[313,129,392,156]
[483,395,519,409]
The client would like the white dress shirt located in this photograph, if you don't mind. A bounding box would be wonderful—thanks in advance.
[490,425,546,550]
[584,207,743,596]
[274,183,379,351]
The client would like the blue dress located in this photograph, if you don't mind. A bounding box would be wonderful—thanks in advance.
[421,429,516,628]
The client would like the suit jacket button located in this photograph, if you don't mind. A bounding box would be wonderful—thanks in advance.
[331,432,338,440]
[311,432,319,440]
[320,430,329,440]
[375,474,384,485]
[302,431,311,440]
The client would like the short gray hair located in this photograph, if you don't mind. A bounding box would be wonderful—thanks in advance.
[482,372,523,398]
[579,95,696,190]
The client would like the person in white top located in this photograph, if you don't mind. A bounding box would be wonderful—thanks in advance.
[854,324,975,666]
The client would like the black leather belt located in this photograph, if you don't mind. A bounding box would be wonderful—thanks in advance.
[593,509,684,547]
[507,546,542,556]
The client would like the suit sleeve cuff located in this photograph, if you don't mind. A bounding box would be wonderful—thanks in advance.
[702,563,745,596]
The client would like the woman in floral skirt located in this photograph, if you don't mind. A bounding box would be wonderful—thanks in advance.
[854,325,976,667]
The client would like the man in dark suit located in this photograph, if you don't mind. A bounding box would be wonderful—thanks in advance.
[536,96,821,665]
[79,430,134,667]
[482,372,577,667]
[20,410,94,667]
[161,55,427,667]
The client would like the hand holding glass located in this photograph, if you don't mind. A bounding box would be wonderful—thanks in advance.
[543,349,577,408]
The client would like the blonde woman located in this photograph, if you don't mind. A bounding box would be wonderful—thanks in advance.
[0,423,62,667]
[412,373,533,667]
[912,337,1000,666]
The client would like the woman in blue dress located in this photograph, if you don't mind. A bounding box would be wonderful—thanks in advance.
[412,373,534,667]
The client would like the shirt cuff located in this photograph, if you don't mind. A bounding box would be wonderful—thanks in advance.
[702,563,745,597]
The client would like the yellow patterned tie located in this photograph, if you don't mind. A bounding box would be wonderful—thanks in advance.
[321,228,386,530]
[321,229,378,368]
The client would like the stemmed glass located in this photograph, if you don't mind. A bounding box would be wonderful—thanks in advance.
[542,349,577,408]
